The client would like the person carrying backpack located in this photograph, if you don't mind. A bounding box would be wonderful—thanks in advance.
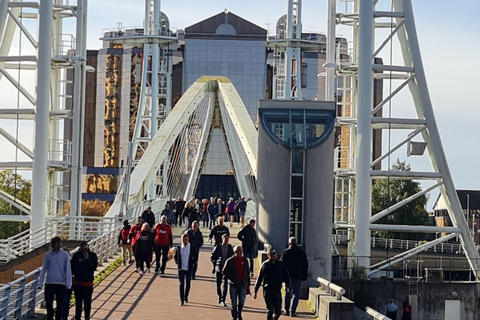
[118,220,134,265]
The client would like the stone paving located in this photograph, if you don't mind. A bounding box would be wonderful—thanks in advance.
[86,223,315,320]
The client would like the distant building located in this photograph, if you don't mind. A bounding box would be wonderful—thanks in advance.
[433,190,480,243]
[69,10,364,203]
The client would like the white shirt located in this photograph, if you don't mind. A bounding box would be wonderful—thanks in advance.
[180,243,191,271]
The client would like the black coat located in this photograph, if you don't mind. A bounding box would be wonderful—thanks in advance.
[186,228,204,251]
[173,244,197,270]
[141,210,155,229]
[71,250,98,283]
[254,259,290,293]
[280,245,309,281]
[223,256,250,288]
[237,225,257,249]
[210,244,234,272]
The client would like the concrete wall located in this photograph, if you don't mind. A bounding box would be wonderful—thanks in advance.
[304,133,333,280]
[335,279,480,320]
[257,126,290,251]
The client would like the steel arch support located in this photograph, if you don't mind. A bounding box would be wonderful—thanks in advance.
[393,0,480,276]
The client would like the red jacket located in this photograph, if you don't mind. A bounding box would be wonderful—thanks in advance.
[154,223,173,246]
[130,224,143,247]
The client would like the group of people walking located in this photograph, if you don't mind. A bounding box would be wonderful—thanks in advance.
[37,198,310,320]
[38,237,98,320]
[159,196,248,229]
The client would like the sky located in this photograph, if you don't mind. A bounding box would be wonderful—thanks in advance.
[0,0,479,208]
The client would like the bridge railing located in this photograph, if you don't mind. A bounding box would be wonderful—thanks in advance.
[365,307,391,320]
[0,222,122,320]
[0,216,121,264]
[332,234,464,255]
[317,277,346,301]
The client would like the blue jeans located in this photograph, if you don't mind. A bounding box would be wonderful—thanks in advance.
[215,271,228,302]
[230,286,246,320]
[178,269,191,302]
[243,246,255,273]
[284,278,302,314]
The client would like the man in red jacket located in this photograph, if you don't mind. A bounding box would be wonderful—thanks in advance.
[153,215,173,274]
[130,217,143,248]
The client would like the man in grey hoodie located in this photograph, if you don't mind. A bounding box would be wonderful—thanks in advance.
[38,237,72,320]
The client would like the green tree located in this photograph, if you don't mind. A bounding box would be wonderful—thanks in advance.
[371,159,429,240]
[0,170,31,239]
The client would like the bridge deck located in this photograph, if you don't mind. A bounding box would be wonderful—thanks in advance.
[87,224,315,319]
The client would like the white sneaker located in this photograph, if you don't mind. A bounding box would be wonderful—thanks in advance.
[139,271,144,276]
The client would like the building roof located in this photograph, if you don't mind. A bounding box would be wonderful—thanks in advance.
[185,10,266,40]
[457,190,480,210]
[433,189,480,211]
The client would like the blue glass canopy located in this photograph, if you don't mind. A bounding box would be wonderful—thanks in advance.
[259,108,335,150]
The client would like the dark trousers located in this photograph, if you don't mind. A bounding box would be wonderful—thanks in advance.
[45,284,66,320]
[191,250,199,278]
[202,214,208,228]
[61,287,72,320]
[136,252,150,271]
[155,245,169,272]
[243,246,255,273]
[215,271,228,302]
[284,278,302,314]
[175,213,183,226]
[264,290,282,320]
[209,215,215,229]
[230,286,246,320]
[178,269,191,302]
[73,285,93,320]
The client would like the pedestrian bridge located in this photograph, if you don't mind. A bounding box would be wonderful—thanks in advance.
[107,76,259,220]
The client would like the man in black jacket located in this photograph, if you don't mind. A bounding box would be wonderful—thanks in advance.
[174,233,197,306]
[280,237,308,317]
[71,241,98,320]
[237,218,257,277]
[223,246,251,320]
[186,221,204,279]
[175,197,186,227]
[210,234,234,306]
[254,248,290,320]
[209,216,230,246]
[141,205,155,229]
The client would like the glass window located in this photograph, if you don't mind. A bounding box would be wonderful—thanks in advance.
[259,108,335,150]
[289,223,302,244]
[291,150,304,174]
[291,176,303,198]
[290,199,303,222]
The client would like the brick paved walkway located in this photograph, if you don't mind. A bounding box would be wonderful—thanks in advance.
[88,224,315,320]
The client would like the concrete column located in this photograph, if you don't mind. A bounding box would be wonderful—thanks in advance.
[304,136,334,280]
[257,126,290,251]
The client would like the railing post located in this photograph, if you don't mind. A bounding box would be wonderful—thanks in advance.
[14,276,26,319]
[0,284,11,319]
[27,270,41,318]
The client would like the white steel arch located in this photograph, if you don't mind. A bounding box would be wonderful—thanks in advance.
[106,76,258,218]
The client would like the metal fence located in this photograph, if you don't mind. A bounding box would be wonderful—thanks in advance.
[331,234,464,255]
[0,216,121,264]
[0,223,121,319]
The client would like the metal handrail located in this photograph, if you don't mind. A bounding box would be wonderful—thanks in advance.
[317,277,345,301]
[331,234,464,255]
[0,223,122,319]
[365,307,392,320]
[0,216,121,264]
